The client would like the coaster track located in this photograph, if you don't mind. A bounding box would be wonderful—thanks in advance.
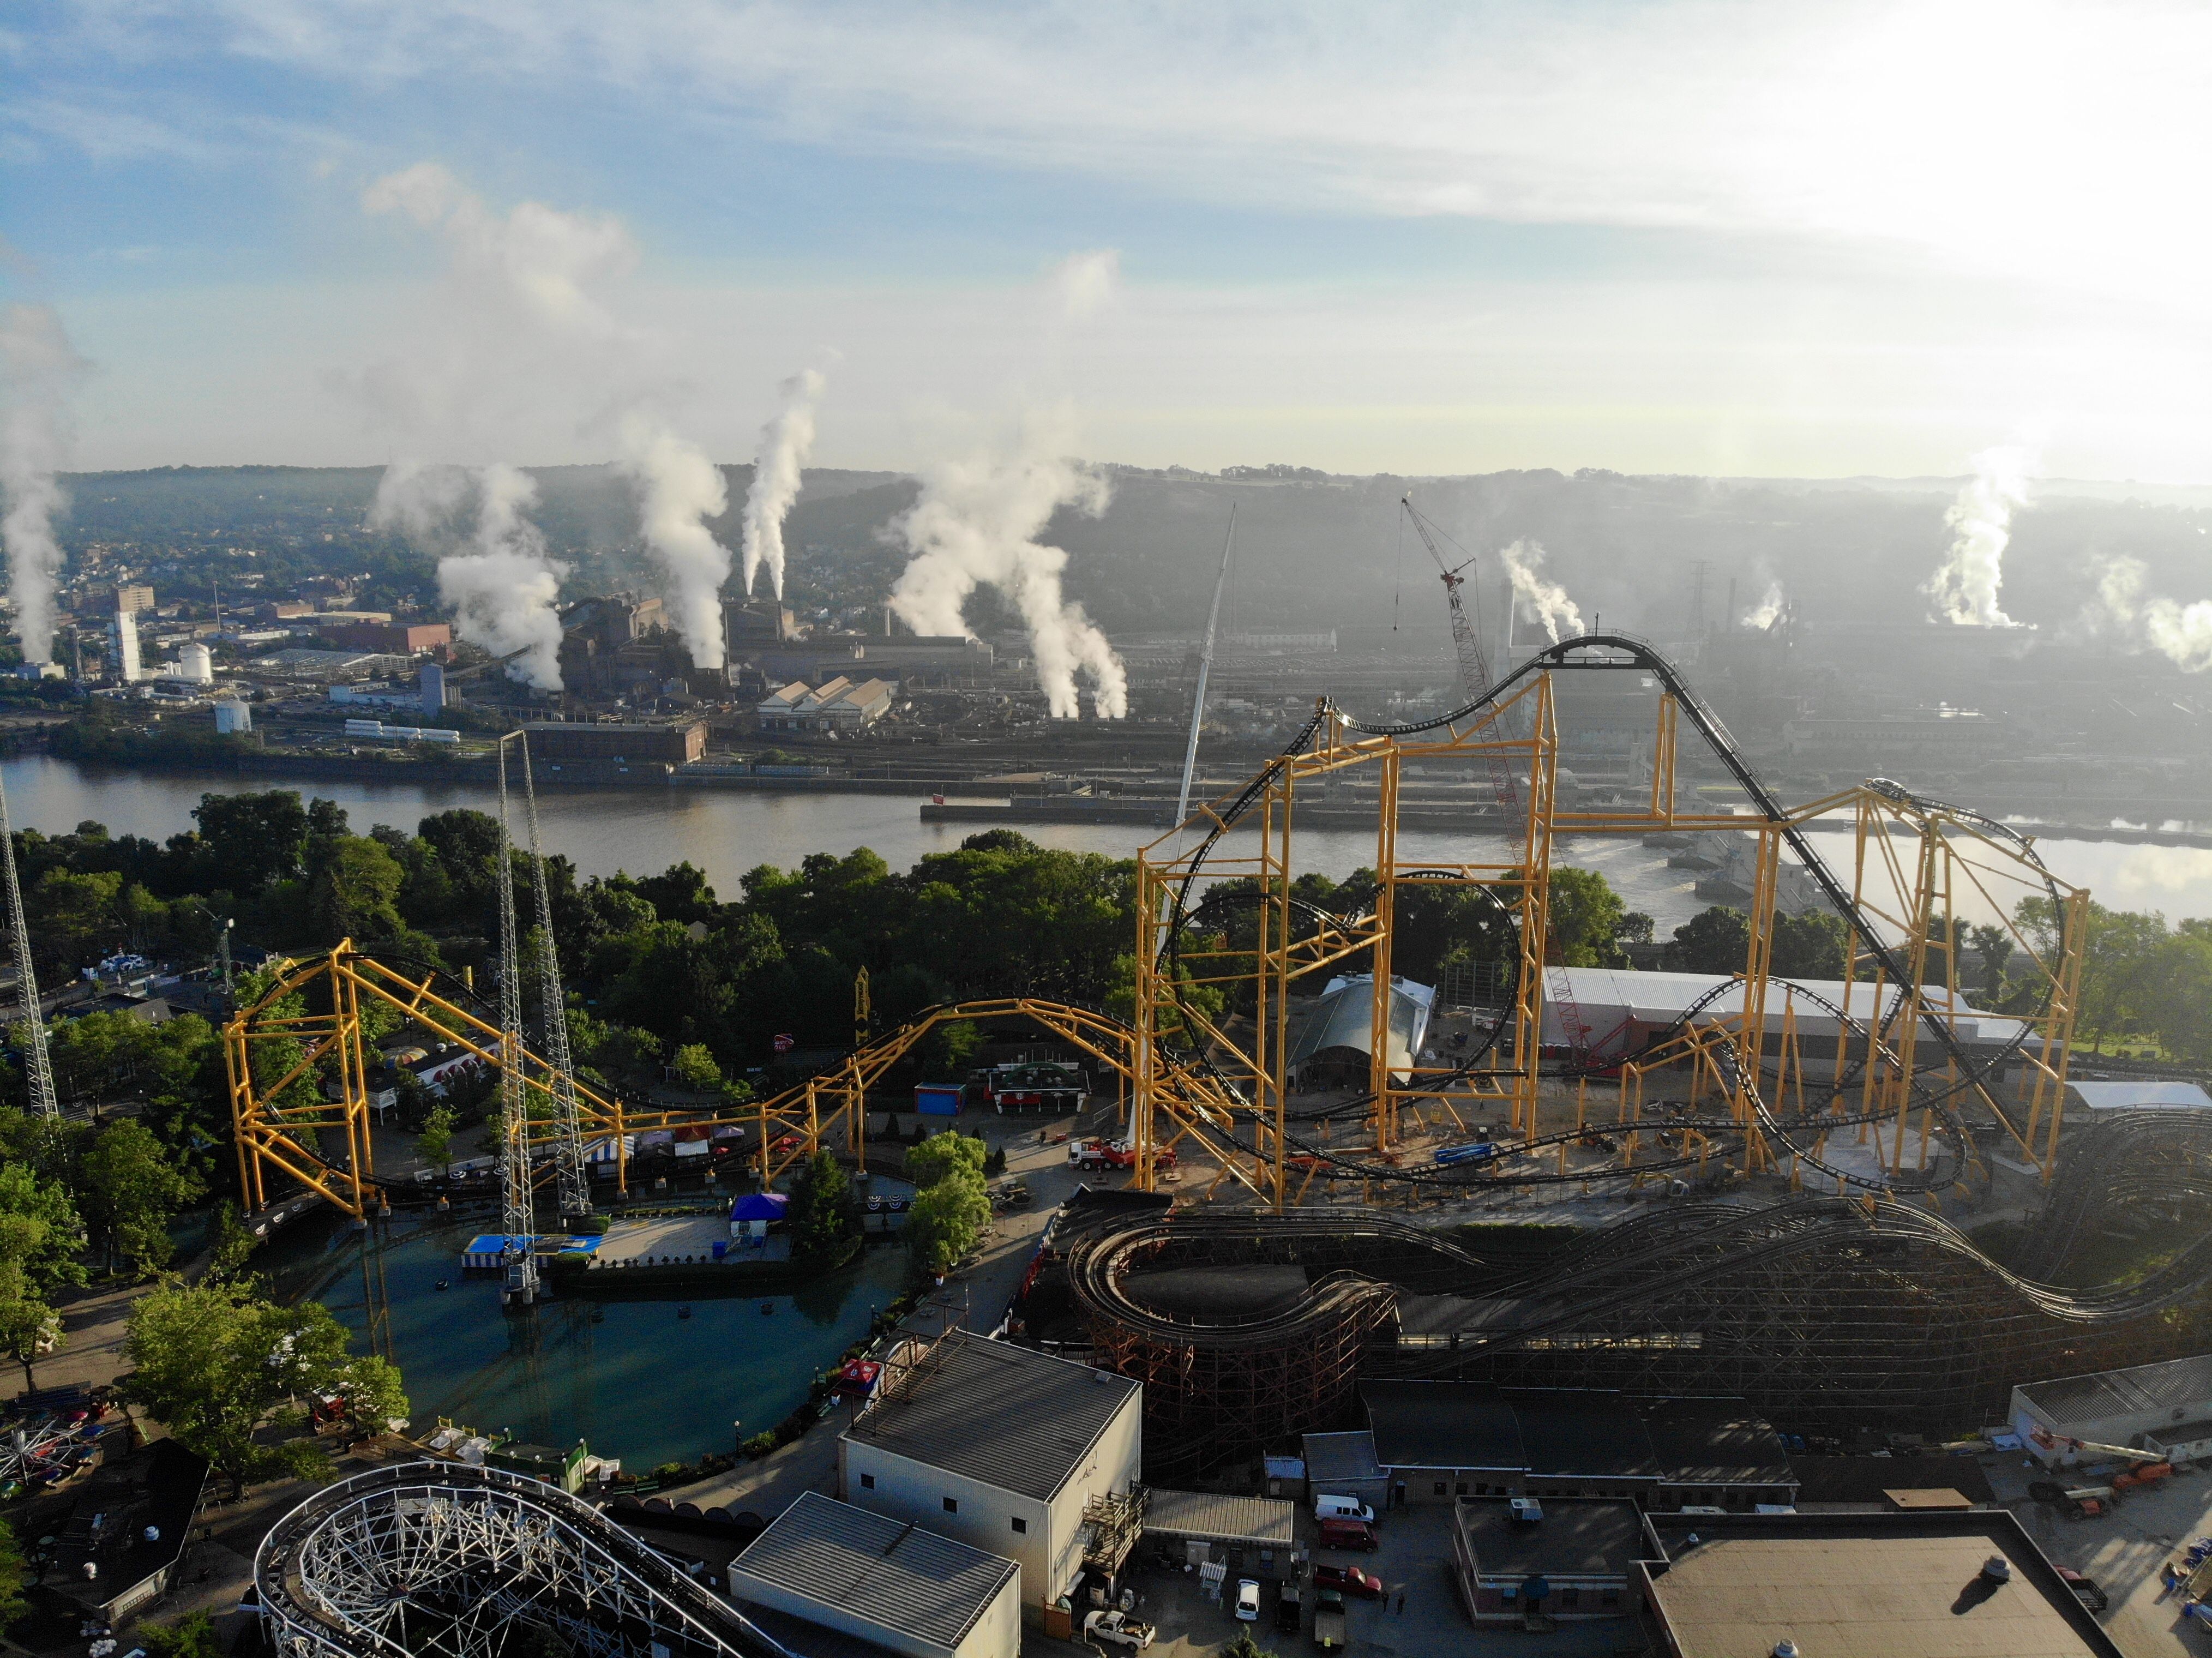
[256,1462,785,1658]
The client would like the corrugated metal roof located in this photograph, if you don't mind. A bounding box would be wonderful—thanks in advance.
[730,1493,1017,1654]
[2019,1351,2212,1427]
[1363,1380,1529,1472]
[2068,1081,2212,1111]
[844,1331,1141,1503]
[1141,1489,1295,1547]
[1284,976,1433,1073]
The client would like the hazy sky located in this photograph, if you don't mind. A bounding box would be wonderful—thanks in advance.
[5,1,2210,479]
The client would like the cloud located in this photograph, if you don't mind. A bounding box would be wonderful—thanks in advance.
[160,1,2212,305]
[1051,249,1120,322]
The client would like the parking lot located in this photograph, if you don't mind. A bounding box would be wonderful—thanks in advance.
[1075,1506,1645,1658]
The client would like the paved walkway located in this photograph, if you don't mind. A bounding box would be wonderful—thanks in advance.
[659,1107,1108,1515]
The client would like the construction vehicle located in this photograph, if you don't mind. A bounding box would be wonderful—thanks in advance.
[2027,1423,2166,1465]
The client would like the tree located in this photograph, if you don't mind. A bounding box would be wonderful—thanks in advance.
[788,1150,860,1266]
[0,1517,28,1627]
[907,1172,991,1276]
[203,1202,259,1287]
[2141,932,2212,1062]
[670,1043,723,1091]
[1769,911,1848,981]
[417,1104,457,1177]
[339,1354,411,1436]
[123,1281,394,1497]
[906,1131,987,1189]
[308,836,407,942]
[1547,867,1627,966]
[140,1611,223,1658]
[1968,923,2015,1000]
[1664,906,1751,974]
[192,790,307,895]
[80,1119,204,1276]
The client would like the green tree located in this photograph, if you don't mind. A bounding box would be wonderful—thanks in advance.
[1968,922,2016,1001]
[140,1611,223,1658]
[124,1281,401,1497]
[1547,867,1627,966]
[308,835,407,942]
[417,1104,457,1176]
[0,1160,83,1390]
[0,1517,28,1627]
[670,1043,723,1091]
[1663,906,1751,974]
[907,1172,991,1276]
[192,790,308,895]
[906,1131,987,1188]
[2141,932,2212,1062]
[1769,911,1849,980]
[203,1202,260,1288]
[788,1150,860,1266]
[80,1119,204,1276]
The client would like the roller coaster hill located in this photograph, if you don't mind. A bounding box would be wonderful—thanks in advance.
[223,639,2212,1463]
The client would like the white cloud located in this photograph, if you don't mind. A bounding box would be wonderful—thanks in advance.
[173,0,2212,308]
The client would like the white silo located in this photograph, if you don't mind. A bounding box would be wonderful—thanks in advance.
[177,642,214,684]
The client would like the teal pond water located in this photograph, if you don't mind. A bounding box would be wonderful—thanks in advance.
[267,1211,914,1473]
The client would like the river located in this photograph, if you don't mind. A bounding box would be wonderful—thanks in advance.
[8,754,2212,928]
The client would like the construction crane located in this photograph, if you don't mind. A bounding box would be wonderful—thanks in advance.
[1400,495,1495,704]
[0,773,58,1119]
[515,735,591,1224]
[493,737,539,1305]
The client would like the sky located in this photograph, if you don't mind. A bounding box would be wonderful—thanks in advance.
[4,0,2212,479]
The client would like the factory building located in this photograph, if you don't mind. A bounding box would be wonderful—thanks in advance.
[321,620,453,656]
[756,676,895,734]
[730,1492,1023,1658]
[839,1330,1143,1625]
[524,719,707,767]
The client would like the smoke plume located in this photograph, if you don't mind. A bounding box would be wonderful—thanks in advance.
[1498,538,1583,642]
[371,461,568,688]
[0,305,90,666]
[617,413,732,668]
[1742,580,1784,629]
[888,419,1126,718]
[1050,250,1121,322]
[741,368,825,600]
[2096,556,2212,672]
[1925,447,2033,626]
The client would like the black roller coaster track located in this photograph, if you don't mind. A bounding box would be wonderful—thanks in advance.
[1152,633,2067,1196]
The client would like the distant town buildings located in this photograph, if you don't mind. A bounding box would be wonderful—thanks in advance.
[112,584,155,615]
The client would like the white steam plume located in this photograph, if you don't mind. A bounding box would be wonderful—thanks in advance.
[741,368,825,600]
[1925,447,2033,626]
[1498,538,1583,642]
[1,305,90,666]
[617,414,732,668]
[1050,249,1121,321]
[2097,556,2212,672]
[371,461,568,688]
[1742,580,1784,629]
[889,420,1126,718]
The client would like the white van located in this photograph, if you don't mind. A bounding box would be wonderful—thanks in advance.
[1313,1494,1375,1524]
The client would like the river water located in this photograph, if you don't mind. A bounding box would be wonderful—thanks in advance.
[262,1208,915,1474]
[8,754,2212,928]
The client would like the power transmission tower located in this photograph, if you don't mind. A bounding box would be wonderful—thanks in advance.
[0,773,58,1119]
[516,735,591,1224]
[495,737,538,1303]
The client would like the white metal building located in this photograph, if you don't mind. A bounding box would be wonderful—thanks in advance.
[2012,1353,2212,1467]
[839,1331,1143,1622]
[728,1492,1021,1658]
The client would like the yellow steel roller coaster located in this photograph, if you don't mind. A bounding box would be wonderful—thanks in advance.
[225,636,2088,1224]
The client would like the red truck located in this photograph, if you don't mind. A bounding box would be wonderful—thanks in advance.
[1068,1138,1177,1172]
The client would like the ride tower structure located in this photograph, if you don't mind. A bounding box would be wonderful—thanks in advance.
[0,772,58,1119]
[492,736,538,1303]
[515,734,591,1224]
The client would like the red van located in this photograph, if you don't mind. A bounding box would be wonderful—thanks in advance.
[1317,1517,1378,1552]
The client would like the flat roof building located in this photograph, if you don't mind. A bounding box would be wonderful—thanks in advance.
[1638,1510,2124,1657]
[46,1439,210,1624]
[1451,1497,1643,1624]
[730,1492,1021,1658]
[839,1331,1142,1624]
[2011,1350,2212,1467]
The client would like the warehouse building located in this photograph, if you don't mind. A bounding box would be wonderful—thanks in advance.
[2011,1350,2212,1467]
[729,1492,1021,1658]
[839,1331,1142,1624]
[525,719,707,768]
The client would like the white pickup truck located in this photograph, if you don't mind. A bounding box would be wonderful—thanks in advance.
[1081,1611,1156,1652]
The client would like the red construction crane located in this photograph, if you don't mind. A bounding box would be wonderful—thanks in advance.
[1401,494,1495,704]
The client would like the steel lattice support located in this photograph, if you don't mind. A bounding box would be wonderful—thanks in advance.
[257,1462,778,1658]
[495,738,538,1303]
[0,770,58,1119]
[516,736,592,1222]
